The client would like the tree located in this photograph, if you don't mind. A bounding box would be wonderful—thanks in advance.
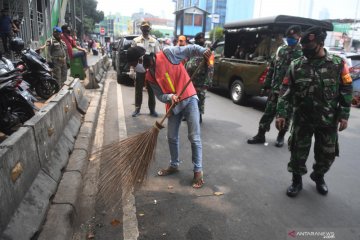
[151,29,164,39]
[209,27,224,43]
[77,0,104,34]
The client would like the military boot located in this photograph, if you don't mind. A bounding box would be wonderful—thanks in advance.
[275,129,286,147]
[310,172,328,195]
[247,128,266,144]
[286,174,303,197]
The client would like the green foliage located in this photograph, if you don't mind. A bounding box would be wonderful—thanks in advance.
[209,27,224,42]
[77,0,104,34]
[151,29,164,38]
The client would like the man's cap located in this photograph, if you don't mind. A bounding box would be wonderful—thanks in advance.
[178,35,186,41]
[127,46,146,62]
[194,32,205,40]
[285,25,301,36]
[53,26,62,33]
[141,21,151,27]
[300,26,327,44]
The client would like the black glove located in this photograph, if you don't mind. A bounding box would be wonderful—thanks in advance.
[67,63,70,69]
[48,62,54,68]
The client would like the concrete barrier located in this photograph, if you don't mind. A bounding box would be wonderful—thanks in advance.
[70,79,90,114]
[0,54,108,239]
[0,127,40,233]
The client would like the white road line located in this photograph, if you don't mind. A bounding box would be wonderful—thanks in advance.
[117,83,140,240]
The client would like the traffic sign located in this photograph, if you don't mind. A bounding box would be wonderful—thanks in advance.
[211,14,220,24]
[100,27,105,35]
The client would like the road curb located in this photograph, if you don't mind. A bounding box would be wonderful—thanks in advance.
[37,70,107,240]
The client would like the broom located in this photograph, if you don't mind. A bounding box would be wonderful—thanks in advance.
[97,60,206,206]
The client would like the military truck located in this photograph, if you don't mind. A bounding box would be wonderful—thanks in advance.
[212,15,333,105]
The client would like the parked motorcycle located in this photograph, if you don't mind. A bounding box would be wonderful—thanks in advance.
[10,38,60,99]
[0,55,35,135]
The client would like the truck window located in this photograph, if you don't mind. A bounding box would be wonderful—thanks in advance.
[214,45,224,58]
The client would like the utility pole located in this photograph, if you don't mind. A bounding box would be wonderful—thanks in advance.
[211,0,215,43]
[350,0,360,51]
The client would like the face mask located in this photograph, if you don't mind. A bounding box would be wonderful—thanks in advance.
[286,37,298,46]
[141,28,150,35]
[302,45,319,59]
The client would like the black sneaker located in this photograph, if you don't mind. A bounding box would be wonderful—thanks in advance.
[275,135,284,147]
[150,111,158,117]
[132,109,140,117]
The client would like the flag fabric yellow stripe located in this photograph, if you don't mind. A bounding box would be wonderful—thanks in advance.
[165,72,176,92]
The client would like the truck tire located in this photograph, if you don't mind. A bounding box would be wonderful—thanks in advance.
[230,80,247,105]
[117,70,125,84]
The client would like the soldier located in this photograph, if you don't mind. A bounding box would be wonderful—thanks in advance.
[130,21,160,117]
[46,26,69,86]
[185,32,214,123]
[276,26,353,197]
[248,25,302,147]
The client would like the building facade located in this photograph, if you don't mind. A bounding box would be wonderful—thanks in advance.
[173,0,255,37]
[0,0,84,51]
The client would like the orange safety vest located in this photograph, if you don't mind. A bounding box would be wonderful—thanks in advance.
[146,51,197,111]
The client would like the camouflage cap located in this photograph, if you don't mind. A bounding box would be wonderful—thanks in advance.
[127,46,146,62]
[285,25,301,36]
[301,26,327,44]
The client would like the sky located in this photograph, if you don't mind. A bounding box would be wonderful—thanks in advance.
[96,0,360,21]
[96,0,176,19]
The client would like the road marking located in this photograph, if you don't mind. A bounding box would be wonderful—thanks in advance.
[117,83,139,240]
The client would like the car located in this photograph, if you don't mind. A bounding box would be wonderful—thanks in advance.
[211,15,333,105]
[115,34,139,84]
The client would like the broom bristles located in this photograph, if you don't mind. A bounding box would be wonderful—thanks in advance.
[95,126,160,207]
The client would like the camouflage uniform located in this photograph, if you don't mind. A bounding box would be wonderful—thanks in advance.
[277,51,353,176]
[185,56,214,114]
[259,44,303,132]
[46,36,69,85]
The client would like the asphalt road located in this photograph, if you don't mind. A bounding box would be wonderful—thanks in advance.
[74,72,360,240]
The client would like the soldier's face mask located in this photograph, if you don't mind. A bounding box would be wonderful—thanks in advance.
[302,42,320,59]
[286,37,298,46]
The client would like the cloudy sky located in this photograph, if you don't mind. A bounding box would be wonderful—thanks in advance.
[96,0,360,20]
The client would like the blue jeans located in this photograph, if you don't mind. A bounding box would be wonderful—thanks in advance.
[167,97,202,172]
[73,50,88,68]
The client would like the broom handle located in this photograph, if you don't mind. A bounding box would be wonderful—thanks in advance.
[158,60,206,126]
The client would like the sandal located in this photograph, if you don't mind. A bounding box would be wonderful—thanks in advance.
[157,166,179,176]
[192,171,204,188]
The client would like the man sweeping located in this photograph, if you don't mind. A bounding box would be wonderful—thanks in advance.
[127,45,211,188]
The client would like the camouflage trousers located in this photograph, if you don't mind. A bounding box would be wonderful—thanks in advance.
[52,60,68,86]
[287,125,339,176]
[259,92,291,131]
[196,88,207,114]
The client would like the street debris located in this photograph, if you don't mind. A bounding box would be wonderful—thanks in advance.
[111,219,121,226]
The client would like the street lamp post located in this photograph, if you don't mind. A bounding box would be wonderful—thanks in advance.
[211,0,215,43]
[350,0,360,51]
